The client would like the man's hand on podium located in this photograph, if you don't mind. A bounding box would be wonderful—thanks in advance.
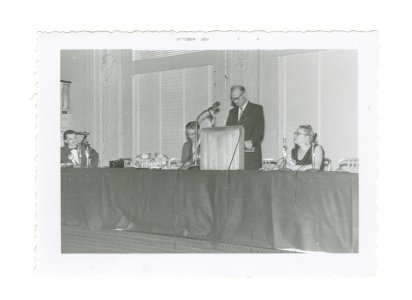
[245,140,253,150]
[244,140,255,153]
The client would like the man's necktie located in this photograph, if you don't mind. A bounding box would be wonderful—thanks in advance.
[238,107,243,122]
[70,148,80,164]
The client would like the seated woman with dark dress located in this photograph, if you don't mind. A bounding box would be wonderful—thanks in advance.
[282,125,325,171]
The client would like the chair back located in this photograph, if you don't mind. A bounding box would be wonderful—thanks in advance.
[323,158,332,171]
[338,158,359,173]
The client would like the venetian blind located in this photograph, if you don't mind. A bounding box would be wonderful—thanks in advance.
[160,69,184,157]
[132,50,201,61]
[319,50,358,169]
[136,72,160,154]
[184,66,212,129]
[278,50,358,169]
[279,51,320,152]
[133,65,213,159]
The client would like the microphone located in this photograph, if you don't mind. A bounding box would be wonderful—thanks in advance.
[311,133,317,170]
[282,138,288,168]
[194,101,222,167]
[282,138,288,157]
[75,131,89,136]
[206,101,220,111]
[312,133,317,144]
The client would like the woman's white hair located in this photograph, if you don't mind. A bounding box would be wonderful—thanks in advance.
[298,124,317,143]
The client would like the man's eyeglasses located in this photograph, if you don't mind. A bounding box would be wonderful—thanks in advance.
[294,132,308,136]
[230,93,244,101]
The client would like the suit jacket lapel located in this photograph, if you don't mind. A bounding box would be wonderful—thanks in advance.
[189,141,194,158]
[239,102,253,123]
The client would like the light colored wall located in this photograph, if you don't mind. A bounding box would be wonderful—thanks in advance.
[61,49,357,169]
[60,50,92,133]
[278,50,358,169]
[320,50,358,168]
[225,50,280,159]
[259,51,279,159]
[131,50,279,160]
[132,51,222,159]
[60,49,133,166]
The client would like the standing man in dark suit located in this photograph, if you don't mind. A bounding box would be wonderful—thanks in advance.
[226,85,265,170]
[181,121,200,166]
[61,129,99,168]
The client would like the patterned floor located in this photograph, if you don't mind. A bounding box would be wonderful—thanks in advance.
[61,225,290,253]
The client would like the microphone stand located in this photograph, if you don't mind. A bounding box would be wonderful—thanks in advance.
[84,139,90,167]
[311,141,316,170]
[207,110,216,128]
[282,138,287,168]
[311,135,318,171]
[77,143,82,167]
[194,104,220,167]
[78,134,90,168]
[194,112,204,167]
[306,133,318,172]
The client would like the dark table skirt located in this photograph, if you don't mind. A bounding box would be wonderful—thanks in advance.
[61,168,358,253]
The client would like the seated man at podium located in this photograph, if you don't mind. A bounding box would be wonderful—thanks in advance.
[181,121,200,166]
[226,85,265,170]
[61,129,99,168]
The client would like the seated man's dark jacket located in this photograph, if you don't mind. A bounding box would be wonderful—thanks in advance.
[61,144,99,167]
[181,141,200,165]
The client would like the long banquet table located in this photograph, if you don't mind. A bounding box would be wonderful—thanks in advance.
[61,168,358,253]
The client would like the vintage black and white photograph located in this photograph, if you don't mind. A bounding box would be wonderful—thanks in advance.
[37,32,377,275]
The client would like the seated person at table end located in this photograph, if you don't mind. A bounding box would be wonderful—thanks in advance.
[61,129,99,168]
[280,125,325,171]
[181,121,200,166]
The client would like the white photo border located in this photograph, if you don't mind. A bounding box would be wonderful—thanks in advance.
[36,31,378,276]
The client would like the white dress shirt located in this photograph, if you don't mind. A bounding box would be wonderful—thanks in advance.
[238,101,248,121]
[70,148,80,165]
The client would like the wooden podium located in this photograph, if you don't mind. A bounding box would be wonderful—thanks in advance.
[200,126,244,170]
